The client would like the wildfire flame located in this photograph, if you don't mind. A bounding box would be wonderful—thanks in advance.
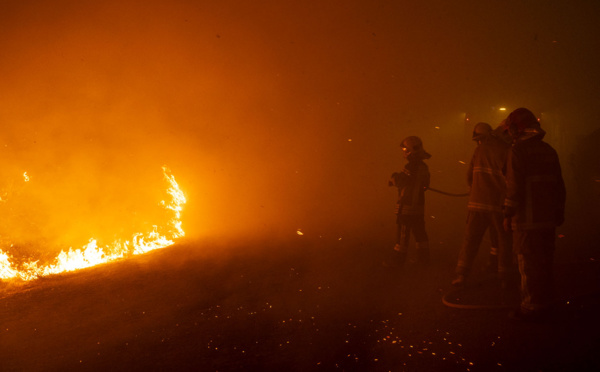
[0,166,186,281]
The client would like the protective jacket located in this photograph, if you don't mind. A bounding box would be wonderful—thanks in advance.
[504,128,566,230]
[467,135,510,213]
[391,159,430,216]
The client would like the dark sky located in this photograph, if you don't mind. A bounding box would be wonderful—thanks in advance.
[0,0,598,254]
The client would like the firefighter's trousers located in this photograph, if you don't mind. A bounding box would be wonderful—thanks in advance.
[456,210,512,277]
[514,228,556,311]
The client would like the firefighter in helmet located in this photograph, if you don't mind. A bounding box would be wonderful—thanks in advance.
[452,122,512,286]
[387,136,431,267]
[503,108,566,321]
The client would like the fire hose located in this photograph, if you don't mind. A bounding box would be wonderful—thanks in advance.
[426,187,469,197]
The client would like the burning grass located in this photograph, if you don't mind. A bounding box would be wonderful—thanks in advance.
[0,166,186,282]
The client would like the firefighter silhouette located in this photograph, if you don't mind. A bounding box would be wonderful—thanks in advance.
[387,136,431,267]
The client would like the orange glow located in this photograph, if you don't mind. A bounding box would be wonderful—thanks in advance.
[0,167,186,281]
[0,0,594,247]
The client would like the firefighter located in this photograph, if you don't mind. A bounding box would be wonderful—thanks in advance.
[452,122,512,286]
[503,108,566,321]
[387,136,431,267]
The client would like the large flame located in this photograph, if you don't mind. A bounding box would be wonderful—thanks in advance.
[0,166,186,281]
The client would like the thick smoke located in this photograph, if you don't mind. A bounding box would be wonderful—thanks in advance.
[0,0,598,264]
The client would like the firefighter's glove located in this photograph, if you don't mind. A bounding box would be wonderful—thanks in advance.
[389,170,410,187]
[389,172,400,187]
[503,217,512,232]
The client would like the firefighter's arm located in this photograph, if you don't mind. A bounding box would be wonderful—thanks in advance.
[503,147,520,231]
[503,146,522,218]
[556,161,567,226]
[467,156,474,187]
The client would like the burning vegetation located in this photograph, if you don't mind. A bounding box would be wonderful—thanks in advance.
[0,166,186,281]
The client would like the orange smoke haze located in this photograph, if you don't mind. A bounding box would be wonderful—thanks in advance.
[0,0,598,262]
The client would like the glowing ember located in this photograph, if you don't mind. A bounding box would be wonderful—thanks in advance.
[0,166,186,281]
